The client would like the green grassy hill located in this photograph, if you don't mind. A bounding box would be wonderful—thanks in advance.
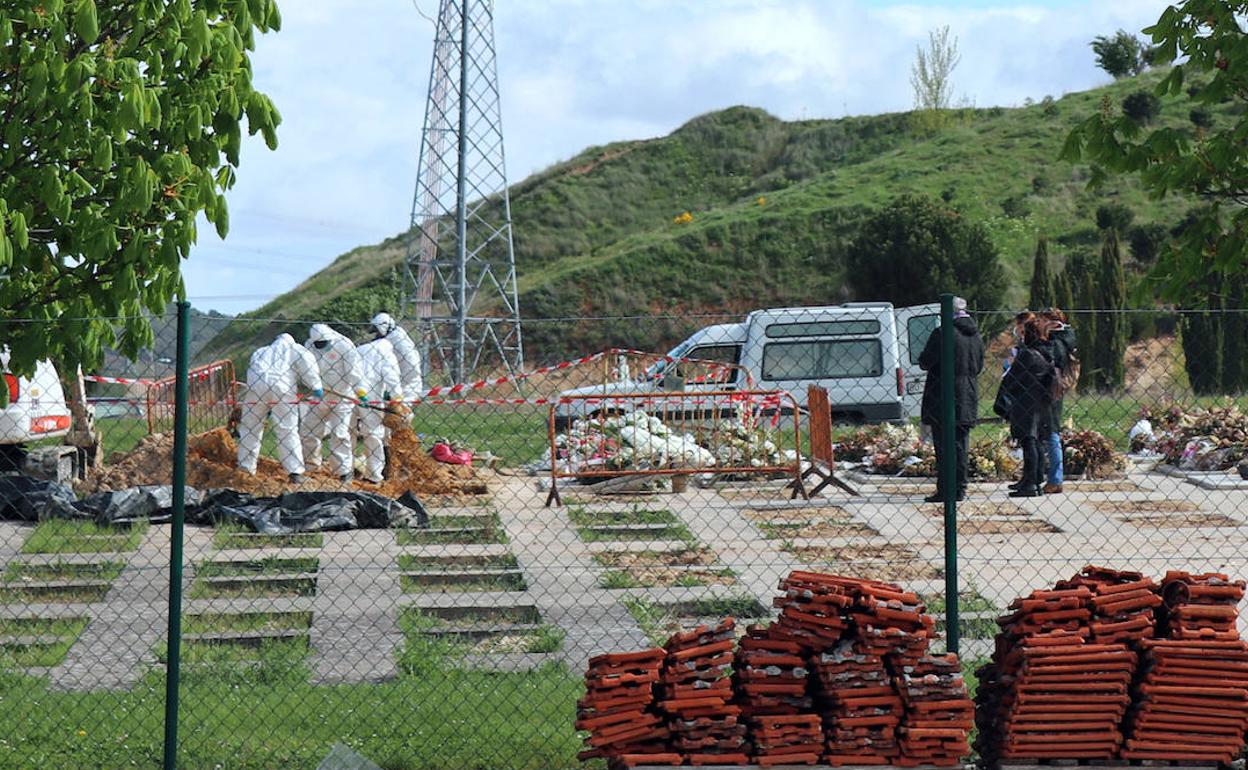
[202,69,1207,370]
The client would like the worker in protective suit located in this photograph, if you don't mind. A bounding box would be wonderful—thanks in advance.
[355,336,402,484]
[370,312,422,405]
[237,333,323,483]
[301,324,367,483]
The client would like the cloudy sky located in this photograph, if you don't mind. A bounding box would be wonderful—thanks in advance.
[186,0,1171,315]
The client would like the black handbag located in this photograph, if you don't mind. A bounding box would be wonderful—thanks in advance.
[992,378,1012,419]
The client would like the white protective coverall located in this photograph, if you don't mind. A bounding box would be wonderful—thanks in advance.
[355,337,402,483]
[237,333,323,476]
[371,313,423,403]
[301,324,365,479]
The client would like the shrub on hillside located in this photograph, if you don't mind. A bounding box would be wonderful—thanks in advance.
[1095,202,1135,232]
[1122,90,1162,124]
[846,194,1007,309]
[1190,107,1213,129]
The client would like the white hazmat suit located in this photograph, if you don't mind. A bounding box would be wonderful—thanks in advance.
[301,324,365,480]
[371,312,422,402]
[237,333,323,477]
[355,337,402,483]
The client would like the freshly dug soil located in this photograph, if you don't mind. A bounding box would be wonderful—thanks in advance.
[80,422,489,499]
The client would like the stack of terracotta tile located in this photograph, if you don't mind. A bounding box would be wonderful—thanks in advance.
[992,584,1093,642]
[747,713,823,766]
[850,583,935,669]
[1059,566,1161,644]
[576,648,675,767]
[1120,638,1248,762]
[994,632,1135,761]
[1159,570,1246,640]
[734,629,813,716]
[767,571,856,652]
[893,654,973,767]
[658,619,749,766]
[812,640,901,766]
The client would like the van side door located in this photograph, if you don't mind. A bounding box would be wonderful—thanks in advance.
[895,303,941,418]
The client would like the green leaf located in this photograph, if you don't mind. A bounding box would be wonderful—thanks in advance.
[10,212,28,250]
[74,0,98,43]
[214,196,230,239]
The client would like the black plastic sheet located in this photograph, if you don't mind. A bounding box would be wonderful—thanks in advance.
[0,476,78,521]
[0,475,427,533]
[189,489,427,534]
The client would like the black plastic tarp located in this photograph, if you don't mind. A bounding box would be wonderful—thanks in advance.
[74,485,204,525]
[0,476,78,521]
[188,489,428,534]
[0,474,428,533]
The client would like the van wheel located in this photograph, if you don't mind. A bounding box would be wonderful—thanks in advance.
[0,444,27,473]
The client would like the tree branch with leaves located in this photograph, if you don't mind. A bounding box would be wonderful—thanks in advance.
[0,0,282,385]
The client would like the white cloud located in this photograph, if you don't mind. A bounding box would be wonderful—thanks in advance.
[187,0,1172,314]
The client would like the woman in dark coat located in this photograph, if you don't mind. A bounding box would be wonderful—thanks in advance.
[1002,317,1055,497]
[919,297,986,503]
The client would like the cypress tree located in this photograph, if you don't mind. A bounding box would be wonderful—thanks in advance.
[1054,270,1074,315]
[1078,269,1098,386]
[1221,278,1247,393]
[1093,229,1127,391]
[1029,238,1054,310]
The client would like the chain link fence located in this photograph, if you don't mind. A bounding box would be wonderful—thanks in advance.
[1,303,1245,768]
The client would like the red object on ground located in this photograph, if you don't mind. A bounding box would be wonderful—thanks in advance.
[429,442,473,465]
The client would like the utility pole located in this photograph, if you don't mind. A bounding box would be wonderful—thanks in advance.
[402,0,523,384]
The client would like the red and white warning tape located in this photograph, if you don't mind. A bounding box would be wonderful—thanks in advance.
[85,348,751,399]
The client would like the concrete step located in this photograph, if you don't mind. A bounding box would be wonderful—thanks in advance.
[417,623,544,640]
[197,572,317,588]
[399,568,526,589]
[183,628,309,647]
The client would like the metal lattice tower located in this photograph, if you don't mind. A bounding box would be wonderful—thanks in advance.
[402,0,522,383]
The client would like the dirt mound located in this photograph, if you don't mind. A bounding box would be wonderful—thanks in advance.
[377,413,486,497]
[80,433,177,493]
[80,424,488,499]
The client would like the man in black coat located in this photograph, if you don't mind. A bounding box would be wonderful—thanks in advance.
[919,297,986,503]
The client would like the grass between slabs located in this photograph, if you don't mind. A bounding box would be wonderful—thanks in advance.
[211,523,324,550]
[396,553,520,570]
[397,609,565,674]
[396,513,507,545]
[397,555,528,594]
[0,617,89,667]
[188,557,318,600]
[921,588,1000,640]
[2,560,126,583]
[20,519,147,555]
[194,557,319,579]
[624,596,770,646]
[183,612,313,636]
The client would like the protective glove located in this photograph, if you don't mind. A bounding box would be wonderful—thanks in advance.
[382,391,391,402]
[311,388,324,400]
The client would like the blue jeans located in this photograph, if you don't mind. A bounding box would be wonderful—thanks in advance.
[1046,431,1063,486]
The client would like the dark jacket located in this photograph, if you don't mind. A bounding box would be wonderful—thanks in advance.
[1002,344,1055,440]
[1047,325,1076,427]
[919,316,986,428]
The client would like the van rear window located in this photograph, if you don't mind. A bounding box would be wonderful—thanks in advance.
[765,320,881,338]
[907,315,940,365]
[762,340,883,381]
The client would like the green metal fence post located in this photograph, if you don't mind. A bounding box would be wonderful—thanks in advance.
[939,293,960,656]
[162,301,191,770]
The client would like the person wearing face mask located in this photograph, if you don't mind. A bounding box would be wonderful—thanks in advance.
[301,324,367,483]
[237,333,323,482]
